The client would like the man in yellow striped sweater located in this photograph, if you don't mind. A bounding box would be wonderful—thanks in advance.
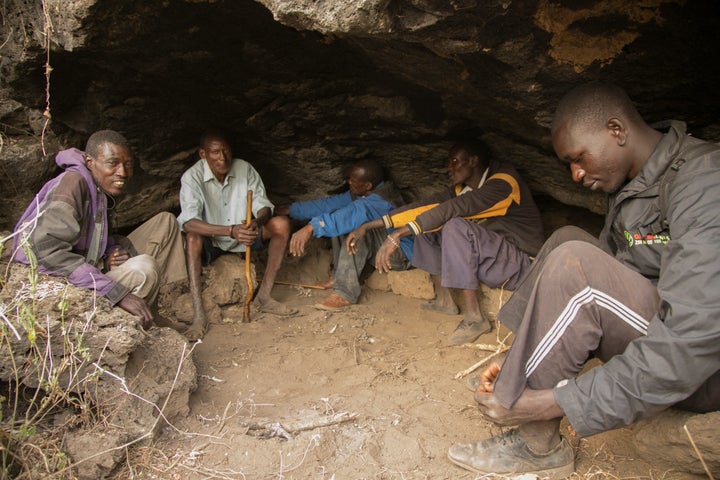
[348,139,544,345]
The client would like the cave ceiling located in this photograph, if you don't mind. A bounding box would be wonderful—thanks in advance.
[1,0,719,229]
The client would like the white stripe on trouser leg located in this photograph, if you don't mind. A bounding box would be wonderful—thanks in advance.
[525,287,595,376]
[524,286,650,377]
[592,289,649,333]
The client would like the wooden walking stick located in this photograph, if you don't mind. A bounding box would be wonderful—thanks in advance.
[243,190,254,322]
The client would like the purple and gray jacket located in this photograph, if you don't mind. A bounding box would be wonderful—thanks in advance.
[12,148,130,304]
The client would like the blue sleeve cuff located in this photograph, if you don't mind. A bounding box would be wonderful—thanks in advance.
[309,217,326,237]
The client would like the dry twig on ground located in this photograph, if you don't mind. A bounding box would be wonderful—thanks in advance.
[241,411,358,440]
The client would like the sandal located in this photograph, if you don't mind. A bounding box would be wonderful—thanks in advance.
[420,299,460,315]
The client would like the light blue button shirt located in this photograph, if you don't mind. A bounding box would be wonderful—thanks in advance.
[177,158,274,252]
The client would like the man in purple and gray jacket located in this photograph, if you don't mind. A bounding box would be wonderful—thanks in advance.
[12,130,187,332]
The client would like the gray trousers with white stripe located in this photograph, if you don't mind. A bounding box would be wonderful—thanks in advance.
[493,226,718,412]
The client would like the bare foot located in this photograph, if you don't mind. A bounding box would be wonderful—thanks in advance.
[154,314,191,333]
[312,278,334,290]
[183,318,208,341]
[463,311,488,324]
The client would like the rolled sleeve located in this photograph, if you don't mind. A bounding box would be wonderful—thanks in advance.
[289,192,352,220]
[309,194,395,238]
[177,172,205,230]
[246,164,275,216]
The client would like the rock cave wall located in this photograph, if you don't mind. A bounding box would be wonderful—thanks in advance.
[1,0,719,231]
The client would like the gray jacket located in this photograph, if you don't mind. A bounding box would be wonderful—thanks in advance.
[555,121,720,435]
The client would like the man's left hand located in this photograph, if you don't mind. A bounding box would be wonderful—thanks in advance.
[374,236,399,273]
[232,221,259,245]
[289,225,313,256]
[118,293,153,330]
[474,387,563,426]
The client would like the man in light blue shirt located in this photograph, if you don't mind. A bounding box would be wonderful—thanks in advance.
[178,130,296,340]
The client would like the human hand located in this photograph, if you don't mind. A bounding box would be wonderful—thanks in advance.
[232,221,259,246]
[474,387,563,426]
[374,235,400,273]
[289,224,313,256]
[346,225,368,255]
[118,293,153,330]
[108,247,130,270]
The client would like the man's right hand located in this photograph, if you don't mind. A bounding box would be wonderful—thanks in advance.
[346,225,369,254]
[118,293,153,330]
[289,224,313,256]
[107,247,130,271]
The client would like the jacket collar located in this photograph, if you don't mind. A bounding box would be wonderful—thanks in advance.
[634,120,687,187]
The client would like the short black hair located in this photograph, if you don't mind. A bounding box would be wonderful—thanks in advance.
[85,130,130,157]
[351,159,384,187]
[451,138,493,165]
[551,82,642,135]
[199,128,234,149]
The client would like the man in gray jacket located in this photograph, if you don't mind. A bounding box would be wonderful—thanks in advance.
[447,83,720,478]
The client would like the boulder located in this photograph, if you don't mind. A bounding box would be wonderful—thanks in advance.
[205,254,257,306]
[633,409,720,477]
[0,262,197,479]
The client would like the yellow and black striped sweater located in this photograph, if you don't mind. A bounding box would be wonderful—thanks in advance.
[383,160,545,256]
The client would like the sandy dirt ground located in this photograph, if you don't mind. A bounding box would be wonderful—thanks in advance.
[112,242,701,480]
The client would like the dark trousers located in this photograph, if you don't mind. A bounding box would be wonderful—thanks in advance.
[411,217,530,291]
[494,226,720,414]
[333,227,409,303]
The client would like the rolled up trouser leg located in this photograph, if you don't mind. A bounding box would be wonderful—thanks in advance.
[493,240,658,408]
[106,254,161,304]
[127,212,187,285]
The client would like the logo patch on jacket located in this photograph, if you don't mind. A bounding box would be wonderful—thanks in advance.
[624,230,670,247]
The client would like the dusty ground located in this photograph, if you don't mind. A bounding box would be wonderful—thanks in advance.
[112,242,703,480]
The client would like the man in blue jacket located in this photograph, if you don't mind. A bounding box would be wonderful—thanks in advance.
[277,159,412,310]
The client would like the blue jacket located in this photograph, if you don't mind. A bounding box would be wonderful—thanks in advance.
[289,181,413,260]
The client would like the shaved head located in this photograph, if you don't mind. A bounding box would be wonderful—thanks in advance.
[85,130,130,157]
[351,159,384,187]
[551,83,642,136]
